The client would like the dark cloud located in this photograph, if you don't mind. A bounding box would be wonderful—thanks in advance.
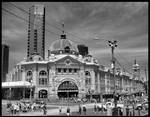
[2,2,148,78]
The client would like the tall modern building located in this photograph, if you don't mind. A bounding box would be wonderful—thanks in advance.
[2,44,9,82]
[27,4,45,59]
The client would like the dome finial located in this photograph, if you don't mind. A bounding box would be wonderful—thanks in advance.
[134,59,136,64]
[61,21,66,39]
[62,21,65,34]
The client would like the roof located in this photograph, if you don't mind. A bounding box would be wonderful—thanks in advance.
[49,39,78,52]
[2,81,35,88]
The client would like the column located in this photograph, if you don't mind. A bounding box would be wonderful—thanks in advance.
[22,69,26,81]
[23,88,25,99]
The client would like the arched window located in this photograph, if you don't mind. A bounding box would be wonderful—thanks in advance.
[39,70,47,76]
[27,71,32,76]
[64,46,70,53]
[39,90,48,98]
[85,71,90,76]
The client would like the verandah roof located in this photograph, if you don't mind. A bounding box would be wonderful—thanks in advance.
[2,81,34,88]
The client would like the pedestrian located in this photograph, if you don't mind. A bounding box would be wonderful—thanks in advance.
[13,104,17,115]
[19,102,21,112]
[94,102,97,113]
[10,104,14,116]
[82,104,86,115]
[120,108,123,116]
[132,105,135,116]
[129,109,132,116]
[78,104,82,115]
[118,107,123,116]
[138,107,141,116]
[16,103,20,115]
[59,106,62,114]
[101,103,104,112]
[97,105,100,112]
[66,106,70,116]
[43,103,47,116]
[126,105,130,116]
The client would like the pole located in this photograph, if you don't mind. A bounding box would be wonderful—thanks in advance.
[112,46,117,108]
[30,87,32,101]
[108,40,118,108]
[30,80,33,102]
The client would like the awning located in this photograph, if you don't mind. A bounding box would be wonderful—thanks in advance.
[2,81,35,88]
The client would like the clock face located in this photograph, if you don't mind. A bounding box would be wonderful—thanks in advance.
[65,59,71,66]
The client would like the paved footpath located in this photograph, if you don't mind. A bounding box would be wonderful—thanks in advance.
[19,103,96,116]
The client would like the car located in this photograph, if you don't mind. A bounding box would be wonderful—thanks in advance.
[97,103,107,111]
[142,102,148,111]
[105,102,115,109]
[31,102,41,111]
[135,103,143,110]
[81,98,88,103]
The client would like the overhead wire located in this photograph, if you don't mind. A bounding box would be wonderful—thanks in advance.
[8,2,85,44]
[115,49,147,78]
[4,3,147,80]
[2,7,60,36]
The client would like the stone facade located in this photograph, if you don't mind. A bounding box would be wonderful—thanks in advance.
[4,37,145,100]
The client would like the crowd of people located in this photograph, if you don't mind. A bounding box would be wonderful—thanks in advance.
[6,101,47,116]
[5,93,147,116]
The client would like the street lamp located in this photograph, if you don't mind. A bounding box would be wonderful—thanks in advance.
[30,79,33,101]
[108,40,118,108]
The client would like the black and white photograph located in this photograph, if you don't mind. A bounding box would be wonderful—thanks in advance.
[2,2,148,116]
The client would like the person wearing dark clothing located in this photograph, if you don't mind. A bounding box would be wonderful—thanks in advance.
[10,105,14,116]
[59,106,62,114]
[78,105,82,115]
[94,103,97,112]
[43,104,47,115]
[132,106,135,116]
[67,106,70,116]
[126,106,130,116]
[138,108,141,116]
[97,105,100,112]
[118,108,122,116]
[83,104,86,115]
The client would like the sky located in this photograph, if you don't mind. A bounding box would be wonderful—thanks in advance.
[2,2,148,81]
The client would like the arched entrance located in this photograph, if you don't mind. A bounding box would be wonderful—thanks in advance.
[39,90,48,98]
[57,81,78,98]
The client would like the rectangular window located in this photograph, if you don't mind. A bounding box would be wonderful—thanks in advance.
[69,68,72,73]
[64,68,67,73]
[58,68,61,73]
[39,78,48,86]
[74,69,77,73]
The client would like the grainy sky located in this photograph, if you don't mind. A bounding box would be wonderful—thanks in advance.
[2,2,148,80]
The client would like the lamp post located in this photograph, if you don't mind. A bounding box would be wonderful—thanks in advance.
[93,38,118,107]
[108,40,118,108]
[30,79,33,102]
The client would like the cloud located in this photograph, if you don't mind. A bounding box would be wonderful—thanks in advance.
[2,29,25,40]
[2,2,148,78]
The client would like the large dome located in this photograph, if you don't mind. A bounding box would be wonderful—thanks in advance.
[49,39,78,52]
